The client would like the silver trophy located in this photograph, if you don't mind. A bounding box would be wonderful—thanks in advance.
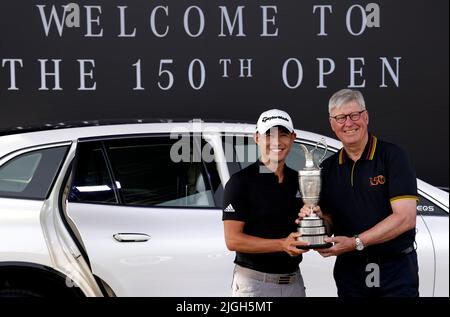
[297,139,332,249]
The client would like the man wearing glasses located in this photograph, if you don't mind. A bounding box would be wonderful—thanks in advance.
[300,89,419,297]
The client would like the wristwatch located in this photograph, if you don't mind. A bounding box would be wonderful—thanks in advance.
[354,234,365,251]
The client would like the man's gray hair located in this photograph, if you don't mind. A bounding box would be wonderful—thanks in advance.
[328,89,366,114]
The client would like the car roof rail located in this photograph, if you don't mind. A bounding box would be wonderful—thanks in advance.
[0,118,257,136]
[0,118,185,136]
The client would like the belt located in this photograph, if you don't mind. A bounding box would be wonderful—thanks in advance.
[365,245,416,262]
[235,265,299,285]
[398,245,415,256]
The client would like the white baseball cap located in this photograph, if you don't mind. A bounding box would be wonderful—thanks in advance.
[256,109,294,134]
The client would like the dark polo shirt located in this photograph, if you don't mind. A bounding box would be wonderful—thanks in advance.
[320,133,418,256]
[222,161,302,274]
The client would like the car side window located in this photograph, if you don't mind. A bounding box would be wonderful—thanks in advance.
[417,195,448,216]
[223,136,333,175]
[223,135,259,171]
[0,146,69,199]
[69,142,117,204]
[105,136,217,208]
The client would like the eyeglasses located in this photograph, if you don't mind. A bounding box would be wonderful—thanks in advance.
[330,110,366,124]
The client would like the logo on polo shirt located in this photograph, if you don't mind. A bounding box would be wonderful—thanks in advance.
[369,175,386,186]
[224,204,236,212]
[296,190,301,198]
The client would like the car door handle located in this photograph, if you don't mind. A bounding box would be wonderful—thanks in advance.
[113,233,151,242]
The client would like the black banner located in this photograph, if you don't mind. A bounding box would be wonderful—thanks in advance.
[0,0,448,187]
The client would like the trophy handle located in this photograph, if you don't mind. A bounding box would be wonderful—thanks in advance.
[315,138,328,166]
[299,144,314,168]
[300,140,328,169]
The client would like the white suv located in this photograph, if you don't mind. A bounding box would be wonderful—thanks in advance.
[0,121,448,297]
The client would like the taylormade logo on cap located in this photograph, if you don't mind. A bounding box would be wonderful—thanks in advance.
[256,109,294,134]
[262,116,290,123]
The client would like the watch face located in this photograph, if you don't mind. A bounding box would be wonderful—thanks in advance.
[356,238,364,250]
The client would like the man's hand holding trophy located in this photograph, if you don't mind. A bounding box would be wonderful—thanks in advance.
[295,139,333,249]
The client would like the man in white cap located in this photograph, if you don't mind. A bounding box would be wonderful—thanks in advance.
[222,109,309,297]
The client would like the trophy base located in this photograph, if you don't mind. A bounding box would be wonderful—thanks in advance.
[297,216,330,250]
[297,242,333,250]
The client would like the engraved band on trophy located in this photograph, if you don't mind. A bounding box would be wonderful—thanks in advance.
[297,139,332,249]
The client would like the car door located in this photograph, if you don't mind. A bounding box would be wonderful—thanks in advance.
[65,134,233,296]
[415,188,449,296]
